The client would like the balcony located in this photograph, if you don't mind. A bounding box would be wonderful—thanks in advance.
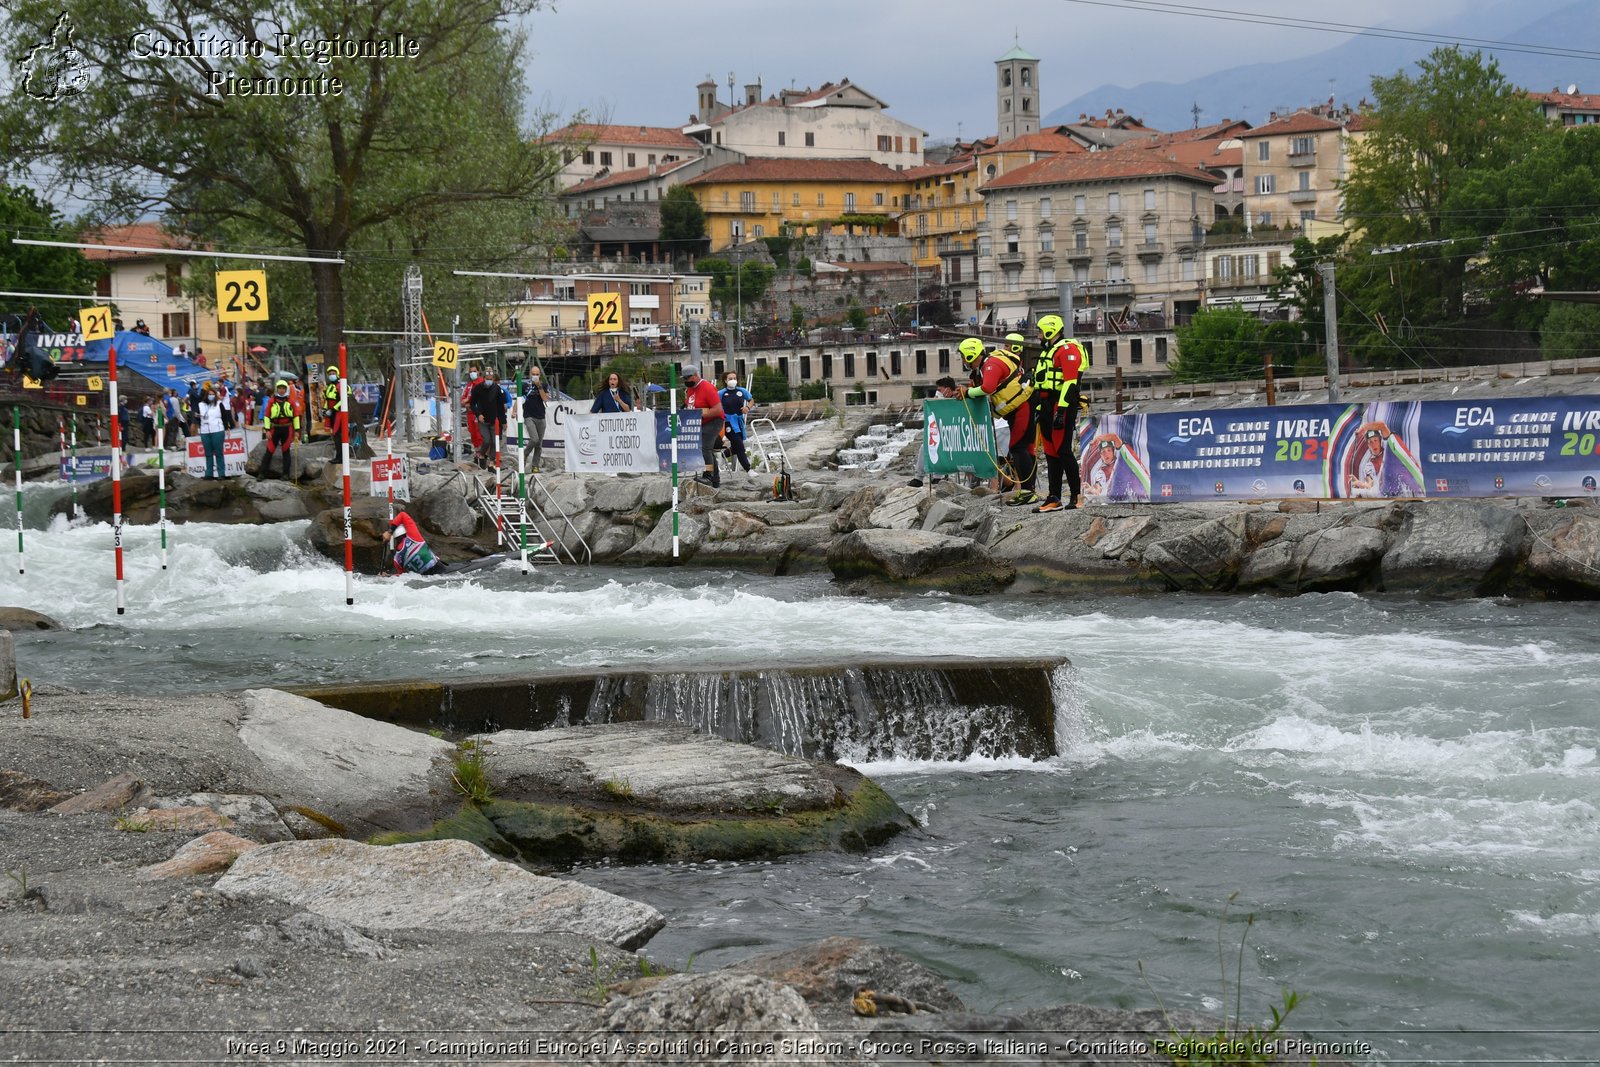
[1065,246,1092,263]
[998,250,1025,268]
[1288,151,1317,167]
[1136,242,1164,260]
[1287,189,1319,204]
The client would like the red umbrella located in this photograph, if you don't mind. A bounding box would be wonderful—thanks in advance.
[248,345,268,354]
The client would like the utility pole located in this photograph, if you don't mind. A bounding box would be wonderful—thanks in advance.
[1264,349,1277,406]
[1317,262,1340,404]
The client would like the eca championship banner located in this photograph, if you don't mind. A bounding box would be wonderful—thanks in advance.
[1076,395,1600,504]
[922,398,1001,478]
[564,410,657,474]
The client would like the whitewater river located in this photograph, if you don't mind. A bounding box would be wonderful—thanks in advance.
[3,499,1596,1063]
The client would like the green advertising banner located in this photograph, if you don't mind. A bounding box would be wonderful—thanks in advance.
[922,397,1000,477]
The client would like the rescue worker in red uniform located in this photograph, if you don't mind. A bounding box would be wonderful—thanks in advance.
[1030,313,1085,513]
[260,379,300,479]
[961,335,1037,505]
[323,367,345,440]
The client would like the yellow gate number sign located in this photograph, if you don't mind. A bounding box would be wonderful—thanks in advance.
[431,340,460,370]
[80,306,114,342]
[588,292,623,333]
[216,269,270,323]
[86,376,105,392]
[75,396,87,406]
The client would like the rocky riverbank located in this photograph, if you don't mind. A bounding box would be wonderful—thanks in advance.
[1,682,1355,1065]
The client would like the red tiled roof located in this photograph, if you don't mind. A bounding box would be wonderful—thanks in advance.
[544,123,702,149]
[562,158,698,196]
[978,130,1085,156]
[1241,110,1345,137]
[1116,138,1242,170]
[981,152,1219,192]
[1345,112,1377,133]
[1530,90,1600,111]
[901,159,976,181]
[79,223,198,261]
[687,158,904,184]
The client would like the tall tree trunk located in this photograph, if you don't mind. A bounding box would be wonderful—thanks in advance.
[311,259,345,366]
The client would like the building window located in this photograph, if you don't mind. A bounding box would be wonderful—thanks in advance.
[845,192,856,212]
[1002,69,1012,87]
[772,191,781,209]
[1256,175,1276,194]
[1007,199,1018,220]
[600,151,612,166]
[938,348,950,372]
[1074,194,1086,215]
[1023,98,1031,112]
[1006,233,1020,254]
[890,351,902,375]
[1108,261,1126,283]
[874,192,885,206]
[1108,192,1121,213]
[1143,261,1158,284]
[1041,266,1055,285]
[161,312,189,338]
[910,137,919,153]
[1215,255,1233,280]
[823,353,833,378]
[1004,99,1011,113]
[1181,255,1195,280]
[1131,339,1143,364]
[1301,209,1317,222]
[866,352,878,376]
[1074,264,1089,283]
[165,263,181,297]
[844,353,855,377]
[1240,254,1260,277]
[914,350,926,374]
[979,235,991,256]
[1259,212,1272,227]
[649,154,657,164]
[1040,230,1054,252]
[741,191,755,211]
[805,132,815,147]
[627,153,636,167]
[878,135,893,152]
[95,274,111,297]
[801,355,812,378]
[582,150,594,165]
[1075,229,1088,251]
[1005,271,1020,292]
[217,321,236,341]
[1291,135,1315,156]
[817,192,825,206]
[1144,188,1156,210]
[1039,196,1052,218]
[753,224,764,238]
[1257,141,1270,161]
[1022,67,1032,87]
[1144,221,1158,244]
[986,164,997,178]
[1106,339,1118,365]
[1298,171,1311,191]
[1108,224,1122,247]
[778,132,786,146]
[792,192,800,206]
[979,270,993,291]
[1156,337,1168,362]
[730,219,743,237]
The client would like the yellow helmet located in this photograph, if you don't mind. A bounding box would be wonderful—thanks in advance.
[327,367,339,380]
[958,337,986,366]
[274,379,289,393]
[1005,332,1025,355]
[1038,314,1065,341]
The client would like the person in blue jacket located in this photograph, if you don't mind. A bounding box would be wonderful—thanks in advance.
[718,372,758,478]
[590,371,635,413]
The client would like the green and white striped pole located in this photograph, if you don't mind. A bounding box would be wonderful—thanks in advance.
[69,413,79,520]
[514,369,528,574]
[13,407,23,575]
[669,364,679,560]
[155,409,168,569]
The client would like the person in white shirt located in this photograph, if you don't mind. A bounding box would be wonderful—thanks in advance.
[197,383,229,479]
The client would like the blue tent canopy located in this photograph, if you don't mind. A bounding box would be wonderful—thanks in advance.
[80,330,217,393]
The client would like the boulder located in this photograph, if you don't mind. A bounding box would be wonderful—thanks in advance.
[866,486,926,530]
[726,937,966,1018]
[828,528,1015,594]
[1524,514,1600,596]
[591,478,646,514]
[144,792,294,841]
[708,509,769,542]
[0,630,12,702]
[48,771,148,814]
[622,510,707,565]
[589,524,638,561]
[305,498,392,573]
[0,606,61,631]
[122,806,231,833]
[411,485,479,538]
[920,498,965,531]
[573,973,824,1065]
[538,476,590,518]
[1295,524,1388,592]
[830,486,881,533]
[1381,502,1528,595]
[236,688,456,837]
[139,830,260,880]
[0,769,71,812]
[1140,513,1250,592]
[257,496,311,521]
[214,838,664,950]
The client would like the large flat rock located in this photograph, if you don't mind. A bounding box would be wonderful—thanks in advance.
[214,837,663,949]
[238,689,455,836]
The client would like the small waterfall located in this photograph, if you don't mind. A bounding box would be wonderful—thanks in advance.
[838,422,919,472]
[300,657,1066,763]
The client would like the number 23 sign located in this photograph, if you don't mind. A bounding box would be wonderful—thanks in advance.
[216,269,270,323]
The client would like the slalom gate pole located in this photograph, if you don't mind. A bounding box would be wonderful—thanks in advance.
[339,343,353,606]
[669,365,679,560]
[492,421,505,547]
[514,370,528,574]
[155,410,168,570]
[56,414,65,487]
[109,346,124,615]
[69,414,79,519]
[384,435,394,525]
[13,408,23,575]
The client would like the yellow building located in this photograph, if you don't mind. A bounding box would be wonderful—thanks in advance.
[684,158,912,250]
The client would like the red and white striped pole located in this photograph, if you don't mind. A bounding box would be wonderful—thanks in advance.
[339,343,353,606]
[109,345,125,614]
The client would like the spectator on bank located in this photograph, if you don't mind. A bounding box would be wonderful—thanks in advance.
[522,366,549,467]
[197,383,227,479]
[590,371,635,413]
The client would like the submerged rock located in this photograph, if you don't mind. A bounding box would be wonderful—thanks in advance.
[828,528,1015,593]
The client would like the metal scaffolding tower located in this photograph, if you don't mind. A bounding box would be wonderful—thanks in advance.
[399,265,424,442]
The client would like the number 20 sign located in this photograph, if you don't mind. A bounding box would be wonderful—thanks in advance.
[216,269,270,323]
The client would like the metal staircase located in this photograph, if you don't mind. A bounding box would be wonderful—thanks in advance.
[471,460,592,566]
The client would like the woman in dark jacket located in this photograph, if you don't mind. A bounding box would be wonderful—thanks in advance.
[590,371,635,413]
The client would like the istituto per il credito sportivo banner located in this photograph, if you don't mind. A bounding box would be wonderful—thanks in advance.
[1072,395,1600,503]
[922,397,1001,478]
[563,410,658,474]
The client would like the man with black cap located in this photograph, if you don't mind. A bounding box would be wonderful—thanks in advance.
[682,365,725,487]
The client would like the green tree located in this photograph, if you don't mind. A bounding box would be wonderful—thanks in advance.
[1339,47,1545,363]
[698,257,773,325]
[659,185,707,257]
[1171,306,1266,383]
[0,0,565,363]
[1540,302,1600,361]
[846,297,868,331]
[750,364,790,403]
[1267,233,1347,373]
[789,303,806,332]
[0,186,100,328]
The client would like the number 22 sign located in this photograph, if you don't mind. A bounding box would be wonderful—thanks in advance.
[588,292,622,333]
[216,269,270,323]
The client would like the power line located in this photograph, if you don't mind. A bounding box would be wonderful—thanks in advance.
[1058,0,1600,63]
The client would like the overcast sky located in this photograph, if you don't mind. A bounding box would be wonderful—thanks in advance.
[522,0,1486,140]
